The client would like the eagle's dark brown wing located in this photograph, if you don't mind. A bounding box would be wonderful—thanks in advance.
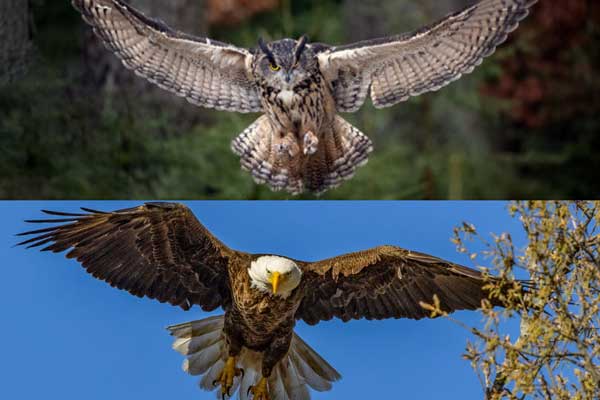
[17,202,242,311]
[318,0,537,112]
[72,0,261,112]
[296,245,505,325]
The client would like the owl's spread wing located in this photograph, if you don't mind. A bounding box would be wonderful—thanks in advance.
[296,245,504,325]
[318,0,537,112]
[73,0,261,113]
[17,203,242,311]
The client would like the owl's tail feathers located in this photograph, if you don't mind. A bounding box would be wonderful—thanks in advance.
[168,315,341,400]
[231,115,373,195]
[231,115,306,195]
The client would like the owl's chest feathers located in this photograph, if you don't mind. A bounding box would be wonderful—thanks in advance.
[260,77,332,135]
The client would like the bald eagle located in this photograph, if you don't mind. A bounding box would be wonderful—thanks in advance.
[18,203,520,400]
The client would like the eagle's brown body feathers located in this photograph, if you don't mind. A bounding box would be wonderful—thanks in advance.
[71,0,536,195]
[226,254,303,377]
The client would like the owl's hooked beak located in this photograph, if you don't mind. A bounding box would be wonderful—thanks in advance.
[269,271,281,294]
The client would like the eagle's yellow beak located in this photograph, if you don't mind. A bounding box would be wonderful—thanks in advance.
[270,271,281,294]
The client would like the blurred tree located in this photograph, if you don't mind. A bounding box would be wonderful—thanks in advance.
[343,0,473,43]
[481,0,600,198]
[434,201,600,399]
[207,0,279,26]
[482,0,596,130]
[0,0,34,85]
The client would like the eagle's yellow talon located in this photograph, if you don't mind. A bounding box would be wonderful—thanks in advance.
[214,357,242,398]
[248,377,270,400]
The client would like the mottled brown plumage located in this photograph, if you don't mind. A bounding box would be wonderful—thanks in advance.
[18,202,525,399]
[296,245,507,325]
[17,203,233,311]
[72,0,536,195]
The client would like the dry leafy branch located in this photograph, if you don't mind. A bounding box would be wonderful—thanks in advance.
[426,201,600,399]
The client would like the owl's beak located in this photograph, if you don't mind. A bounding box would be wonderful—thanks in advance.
[270,271,281,294]
[285,73,292,84]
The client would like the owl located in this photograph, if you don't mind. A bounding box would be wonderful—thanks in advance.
[73,0,537,195]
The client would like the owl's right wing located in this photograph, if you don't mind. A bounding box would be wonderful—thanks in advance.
[73,0,262,113]
[318,0,537,112]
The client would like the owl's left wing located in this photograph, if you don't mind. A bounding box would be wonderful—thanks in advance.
[318,0,537,112]
[73,0,261,113]
[296,245,511,325]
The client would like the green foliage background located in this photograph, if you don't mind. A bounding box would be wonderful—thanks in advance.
[1,0,598,199]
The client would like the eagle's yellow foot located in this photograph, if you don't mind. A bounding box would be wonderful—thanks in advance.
[247,377,270,400]
[213,357,243,399]
[303,130,318,155]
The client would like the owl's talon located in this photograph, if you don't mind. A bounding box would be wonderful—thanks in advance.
[303,131,318,155]
[275,136,300,158]
[275,143,290,155]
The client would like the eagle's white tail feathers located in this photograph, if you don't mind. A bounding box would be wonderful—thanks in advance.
[289,334,339,391]
[170,316,225,377]
[280,357,311,399]
[167,315,341,400]
[201,358,227,391]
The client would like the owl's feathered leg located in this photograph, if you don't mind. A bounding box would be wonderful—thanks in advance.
[231,116,305,194]
[275,132,300,158]
[231,115,373,194]
[301,116,373,194]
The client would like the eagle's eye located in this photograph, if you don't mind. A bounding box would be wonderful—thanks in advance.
[269,64,281,72]
[266,268,271,274]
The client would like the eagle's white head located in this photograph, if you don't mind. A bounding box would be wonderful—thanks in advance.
[248,255,302,298]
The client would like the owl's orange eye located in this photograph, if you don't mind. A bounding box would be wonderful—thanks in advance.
[270,64,281,72]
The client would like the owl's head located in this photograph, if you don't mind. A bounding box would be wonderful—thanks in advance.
[254,36,318,90]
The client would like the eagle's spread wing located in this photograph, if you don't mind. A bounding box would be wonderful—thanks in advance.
[17,203,240,311]
[318,0,537,112]
[296,245,502,325]
[72,0,261,113]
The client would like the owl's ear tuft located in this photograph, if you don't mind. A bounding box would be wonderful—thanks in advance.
[258,37,277,66]
[294,35,309,64]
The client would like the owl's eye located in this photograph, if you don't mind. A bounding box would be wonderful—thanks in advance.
[269,64,281,72]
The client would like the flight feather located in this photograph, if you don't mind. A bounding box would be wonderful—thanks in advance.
[72,0,261,112]
[17,202,238,311]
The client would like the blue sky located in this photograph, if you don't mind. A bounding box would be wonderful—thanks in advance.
[0,201,525,400]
